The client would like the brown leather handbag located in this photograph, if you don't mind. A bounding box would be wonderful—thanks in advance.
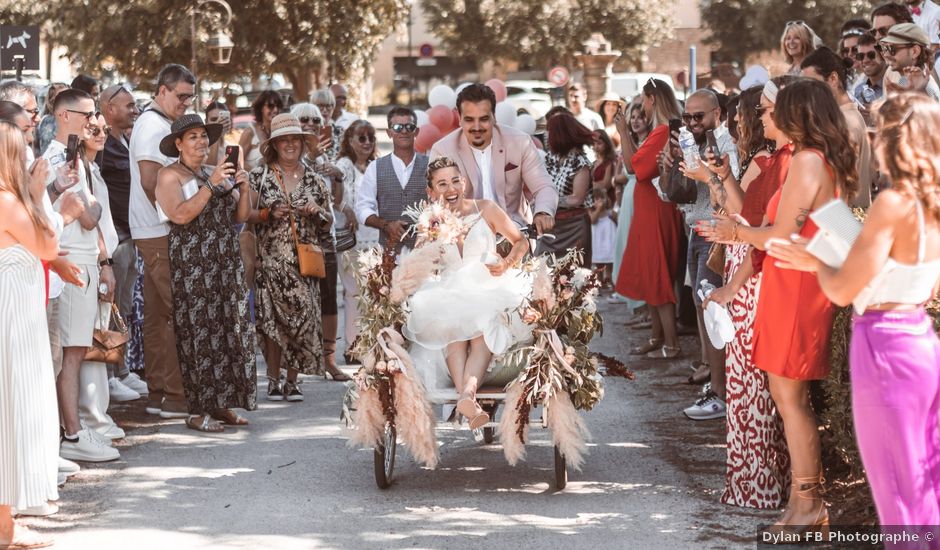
[274,169,326,278]
[84,304,128,364]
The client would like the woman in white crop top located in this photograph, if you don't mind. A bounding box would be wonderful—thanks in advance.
[768,93,940,527]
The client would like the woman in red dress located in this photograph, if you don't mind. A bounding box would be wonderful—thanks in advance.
[700,79,858,533]
[613,79,684,358]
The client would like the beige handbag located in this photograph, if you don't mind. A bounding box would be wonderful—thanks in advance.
[272,168,326,278]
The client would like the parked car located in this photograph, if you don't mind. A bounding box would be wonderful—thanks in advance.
[504,80,561,119]
[609,72,684,102]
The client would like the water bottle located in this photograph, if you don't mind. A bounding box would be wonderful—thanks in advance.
[678,126,699,170]
[699,279,716,303]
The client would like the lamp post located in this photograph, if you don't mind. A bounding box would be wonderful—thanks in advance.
[190,0,234,113]
[406,0,414,106]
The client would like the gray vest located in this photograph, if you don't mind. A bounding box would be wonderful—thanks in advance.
[376,152,429,250]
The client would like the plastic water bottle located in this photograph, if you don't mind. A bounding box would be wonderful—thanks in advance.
[678,126,699,170]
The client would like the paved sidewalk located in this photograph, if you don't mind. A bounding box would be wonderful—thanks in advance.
[34,299,774,549]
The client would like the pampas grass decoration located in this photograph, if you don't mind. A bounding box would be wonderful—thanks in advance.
[348,387,385,448]
[546,392,591,471]
[390,243,444,303]
[389,338,440,468]
[531,260,555,310]
[498,382,529,465]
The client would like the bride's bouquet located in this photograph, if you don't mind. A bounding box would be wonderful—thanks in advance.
[403,200,469,247]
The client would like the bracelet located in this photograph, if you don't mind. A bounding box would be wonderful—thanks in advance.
[731,222,739,242]
[259,208,270,223]
[99,258,113,267]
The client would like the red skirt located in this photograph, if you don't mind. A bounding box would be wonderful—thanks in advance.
[614,180,683,306]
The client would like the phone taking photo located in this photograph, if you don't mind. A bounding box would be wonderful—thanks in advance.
[224,145,240,168]
[705,130,723,167]
[65,134,80,167]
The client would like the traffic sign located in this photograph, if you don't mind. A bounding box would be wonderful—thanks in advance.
[548,66,570,87]
[419,43,434,58]
[1,25,40,71]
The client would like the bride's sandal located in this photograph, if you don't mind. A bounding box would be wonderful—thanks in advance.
[630,338,663,355]
[457,398,490,430]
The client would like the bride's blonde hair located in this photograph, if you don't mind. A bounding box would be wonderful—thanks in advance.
[0,121,50,231]
[426,156,459,188]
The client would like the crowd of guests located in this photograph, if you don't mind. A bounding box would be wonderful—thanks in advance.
[3,1,940,545]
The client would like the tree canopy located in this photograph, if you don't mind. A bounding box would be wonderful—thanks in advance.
[423,0,673,71]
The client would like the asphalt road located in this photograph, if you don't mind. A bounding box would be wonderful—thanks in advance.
[33,298,777,550]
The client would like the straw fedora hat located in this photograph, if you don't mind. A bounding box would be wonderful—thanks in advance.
[260,113,313,156]
[594,91,626,113]
[158,114,224,157]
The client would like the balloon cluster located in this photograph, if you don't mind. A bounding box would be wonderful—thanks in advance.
[413,79,540,153]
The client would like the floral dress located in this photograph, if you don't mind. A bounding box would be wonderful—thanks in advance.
[250,164,333,376]
[168,180,257,415]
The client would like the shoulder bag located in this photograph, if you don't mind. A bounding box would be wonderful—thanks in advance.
[273,168,326,278]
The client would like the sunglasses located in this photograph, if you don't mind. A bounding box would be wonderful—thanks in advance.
[785,20,806,27]
[754,104,772,116]
[108,83,131,103]
[298,116,321,125]
[842,28,869,38]
[855,50,879,61]
[390,122,417,134]
[878,43,915,56]
[66,109,96,121]
[681,111,707,123]
[356,134,376,144]
[89,126,111,137]
[841,46,858,57]
[24,107,39,117]
[873,26,892,38]
[265,102,281,109]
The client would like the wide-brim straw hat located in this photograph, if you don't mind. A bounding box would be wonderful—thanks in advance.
[595,91,626,113]
[260,113,314,156]
[158,113,224,158]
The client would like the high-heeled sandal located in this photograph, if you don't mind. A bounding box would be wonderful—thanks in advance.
[764,474,829,541]
[687,362,710,385]
[322,339,351,381]
[456,397,490,430]
[646,345,681,359]
[630,338,663,355]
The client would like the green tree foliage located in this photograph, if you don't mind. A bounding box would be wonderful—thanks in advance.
[1,0,410,103]
[423,0,672,70]
[701,0,879,64]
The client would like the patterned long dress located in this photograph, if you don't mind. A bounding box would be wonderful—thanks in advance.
[250,165,332,376]
[721,148,791,509]
[168,182,257,415]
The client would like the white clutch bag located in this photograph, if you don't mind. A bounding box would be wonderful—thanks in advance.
[805,199,862,268]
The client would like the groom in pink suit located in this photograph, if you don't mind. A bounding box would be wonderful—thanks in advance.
[429,84,557,234]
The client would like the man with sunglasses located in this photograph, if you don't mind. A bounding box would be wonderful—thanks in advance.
[128,63,195,421]
[853,33,889,106]
[0,80,40,147]
[356,106,427,252]
[879,22,940,99]
[872,2,915,41]
[41,88,121,462]
[663,89,740,421]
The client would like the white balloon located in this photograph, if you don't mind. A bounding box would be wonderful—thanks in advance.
[428,85,457,109]
[514,113,537,135]
[455,82,472,94]
[415,109,430,128]
[495,101,517,126]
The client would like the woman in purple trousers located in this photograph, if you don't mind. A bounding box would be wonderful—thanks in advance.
[768,93,940,525]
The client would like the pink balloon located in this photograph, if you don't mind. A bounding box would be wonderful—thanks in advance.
[415,124,443,154]
[451,108,460,130]
[485,79,507,102]
[428,105,453,132]
[532,136,543,150]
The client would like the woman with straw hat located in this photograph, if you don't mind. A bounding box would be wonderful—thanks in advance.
[154,113,257,433]
[243,113,349,404]
[595,91,626,148]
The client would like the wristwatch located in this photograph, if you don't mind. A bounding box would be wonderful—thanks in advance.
[99,258,113,267]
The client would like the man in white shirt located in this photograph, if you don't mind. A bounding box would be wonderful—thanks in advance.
[355,106,428,252]
[329,83,360,133]
[566,82,604,131]
[909,0,940,47]
[129,63,195,419]
[42,88,120,462]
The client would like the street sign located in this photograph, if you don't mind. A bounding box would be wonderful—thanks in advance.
[548,66,570,87]
[416,58,437,67]
[1,25,40,71]
[419,43,433,58]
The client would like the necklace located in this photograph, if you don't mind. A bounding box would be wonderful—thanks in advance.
[277,163,301,179]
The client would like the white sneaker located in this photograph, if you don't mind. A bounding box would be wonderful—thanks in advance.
[60,429,120,462]
[80,421,116,447]
[14,502,58,517]
[109,377,141,402]
[683,392,727,421]
[58,457,80,476]
[120,372,149,395]
[97,424,126,440]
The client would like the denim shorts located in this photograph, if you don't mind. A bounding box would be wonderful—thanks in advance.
[687,231,723,306]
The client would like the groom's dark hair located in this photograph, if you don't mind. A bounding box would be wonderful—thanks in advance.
[456,84,496,115]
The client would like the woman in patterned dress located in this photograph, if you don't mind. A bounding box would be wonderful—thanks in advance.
[703,81,795,509]
[156,115,257,434]
[244,114,346,401]
[539,112,595,266]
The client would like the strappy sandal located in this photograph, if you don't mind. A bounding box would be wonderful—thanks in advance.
[185,415,225,433]
[630,338,663,355]
[2,526,53,549]
[687,361,710,385]
[322,339,351,381]
[456,397,490,430]
[211,408,249,426]
[646,345,681,359]
[764,474,829,541]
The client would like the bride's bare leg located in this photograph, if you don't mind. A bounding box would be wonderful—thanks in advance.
[445,341,469,393]
[462,336,493,399]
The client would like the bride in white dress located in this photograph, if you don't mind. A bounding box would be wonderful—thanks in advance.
[404,157,531,429]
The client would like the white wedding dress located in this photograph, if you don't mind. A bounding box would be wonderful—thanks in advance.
[404,210,533,392]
